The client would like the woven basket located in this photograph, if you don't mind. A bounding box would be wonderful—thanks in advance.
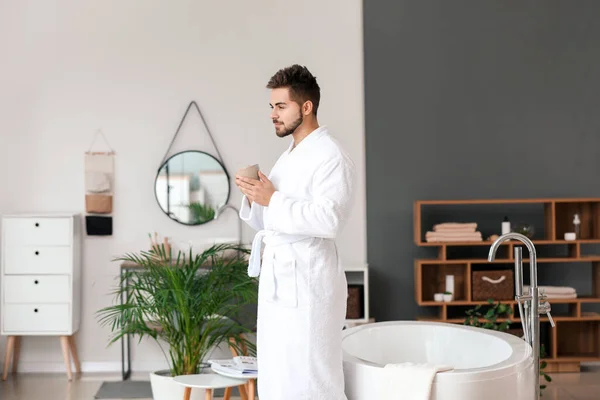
[346,285,364,319]
[472,270,514,301]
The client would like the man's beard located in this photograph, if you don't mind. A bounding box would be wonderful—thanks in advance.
[275,113,303,138]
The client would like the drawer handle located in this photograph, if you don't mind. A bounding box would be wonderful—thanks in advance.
[34,308,38,313]
[35,222,40,227]
[35,251,40,255]
[34,280,39,284]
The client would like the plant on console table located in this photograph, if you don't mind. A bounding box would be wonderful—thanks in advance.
[96,243,258,399]
[464,299,551,395]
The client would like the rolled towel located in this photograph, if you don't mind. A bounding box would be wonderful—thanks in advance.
[433,222,477,232]
[383,362,453,400]
[523,285,576,295]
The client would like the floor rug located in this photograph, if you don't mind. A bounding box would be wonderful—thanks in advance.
[94,381,153,399]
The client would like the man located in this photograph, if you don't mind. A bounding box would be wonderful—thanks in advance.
[235,64,355,399]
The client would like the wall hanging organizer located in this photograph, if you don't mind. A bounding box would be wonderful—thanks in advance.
[85,129,114,236]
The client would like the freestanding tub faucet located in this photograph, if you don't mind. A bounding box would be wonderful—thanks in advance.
[488,232,555,399]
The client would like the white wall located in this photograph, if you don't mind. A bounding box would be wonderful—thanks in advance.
[0,0,365,373]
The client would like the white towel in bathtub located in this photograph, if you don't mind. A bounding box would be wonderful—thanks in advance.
[382,362,452,400]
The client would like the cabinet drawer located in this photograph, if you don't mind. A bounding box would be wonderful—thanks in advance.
[3,217,71,246]
[4,246,72,274]
[2,304,70,333]
[3,275,70,303]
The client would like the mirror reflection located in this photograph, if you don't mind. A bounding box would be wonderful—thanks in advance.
[155,151,230,225]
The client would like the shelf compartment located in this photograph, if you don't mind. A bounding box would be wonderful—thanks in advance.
[418,255,600,263]
[547,302,579,318]
[580,302,600,317]
[417,263,468,303]
[419,296,600,307]
[415,200,553,245]
[556,321,600,359]
[447,303,515,322]
[555,200,600,240]
[446,245,510,261]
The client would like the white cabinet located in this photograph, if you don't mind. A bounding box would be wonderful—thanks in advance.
[1,214,82,380]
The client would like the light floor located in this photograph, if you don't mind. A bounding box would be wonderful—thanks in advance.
[1,367,600,399]
[0,371,249,400]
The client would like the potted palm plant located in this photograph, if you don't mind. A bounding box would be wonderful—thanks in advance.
[97,243,258,400]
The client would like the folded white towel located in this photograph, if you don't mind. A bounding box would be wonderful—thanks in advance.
[433,222,477,232]
[425,236,483,242]
[426,231,483,242]
[426,231,482,237]
[382,362,452,400]
[426,237,483,242]
[523,285,576,295]
[544,293,578,299]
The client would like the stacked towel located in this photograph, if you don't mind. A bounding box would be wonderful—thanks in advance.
[426,222,482,242]
[433,222,477,232]
[383,362,453,400]
[523,285,578,299]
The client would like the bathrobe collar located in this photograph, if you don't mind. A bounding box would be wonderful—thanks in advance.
[287,125,328,154]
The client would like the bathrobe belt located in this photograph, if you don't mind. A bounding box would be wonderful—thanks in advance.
[247,230,310,277]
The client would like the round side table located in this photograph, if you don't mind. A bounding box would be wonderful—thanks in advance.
[173,373,249,400]
[211,364,258,400]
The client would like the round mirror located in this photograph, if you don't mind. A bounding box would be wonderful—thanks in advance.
[154,151,230,225]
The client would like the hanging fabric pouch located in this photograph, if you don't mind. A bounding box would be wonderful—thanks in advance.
[85,194,113,214]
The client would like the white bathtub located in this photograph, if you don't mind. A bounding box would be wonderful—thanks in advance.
[342,321,534,400]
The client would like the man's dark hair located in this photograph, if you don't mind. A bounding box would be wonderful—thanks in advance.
[267,64,321,115]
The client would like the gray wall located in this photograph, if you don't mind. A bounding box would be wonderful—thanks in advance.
[364,1,600,321]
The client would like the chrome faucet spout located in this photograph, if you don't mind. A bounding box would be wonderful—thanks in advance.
[488,233,537,285]
[487,232,549,399]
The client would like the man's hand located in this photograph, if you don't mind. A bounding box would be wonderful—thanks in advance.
[235,171,276,207]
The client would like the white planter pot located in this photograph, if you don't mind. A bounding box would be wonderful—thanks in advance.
[150,370,206,400]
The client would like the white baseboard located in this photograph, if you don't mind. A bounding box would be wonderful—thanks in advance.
[16,361,168,374]
[14,360,600,376]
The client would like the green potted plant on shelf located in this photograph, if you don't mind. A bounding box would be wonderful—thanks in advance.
[96,243,258,400]
[464,299,552,394]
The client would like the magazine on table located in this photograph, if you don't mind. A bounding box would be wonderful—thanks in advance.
[208,356,258,374]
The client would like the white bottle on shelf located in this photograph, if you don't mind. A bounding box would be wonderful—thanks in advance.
[502,216,511,235]
[445,275,455,295]
[573,214,581,239]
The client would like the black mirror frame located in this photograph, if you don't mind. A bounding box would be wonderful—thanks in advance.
[154,150,231,226]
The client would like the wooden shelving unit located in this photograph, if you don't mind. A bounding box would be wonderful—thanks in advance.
[414,198,600,373]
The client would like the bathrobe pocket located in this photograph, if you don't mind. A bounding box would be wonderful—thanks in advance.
[266,258,298,308]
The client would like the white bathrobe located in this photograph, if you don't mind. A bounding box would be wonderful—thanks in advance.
[239,125,354,400]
